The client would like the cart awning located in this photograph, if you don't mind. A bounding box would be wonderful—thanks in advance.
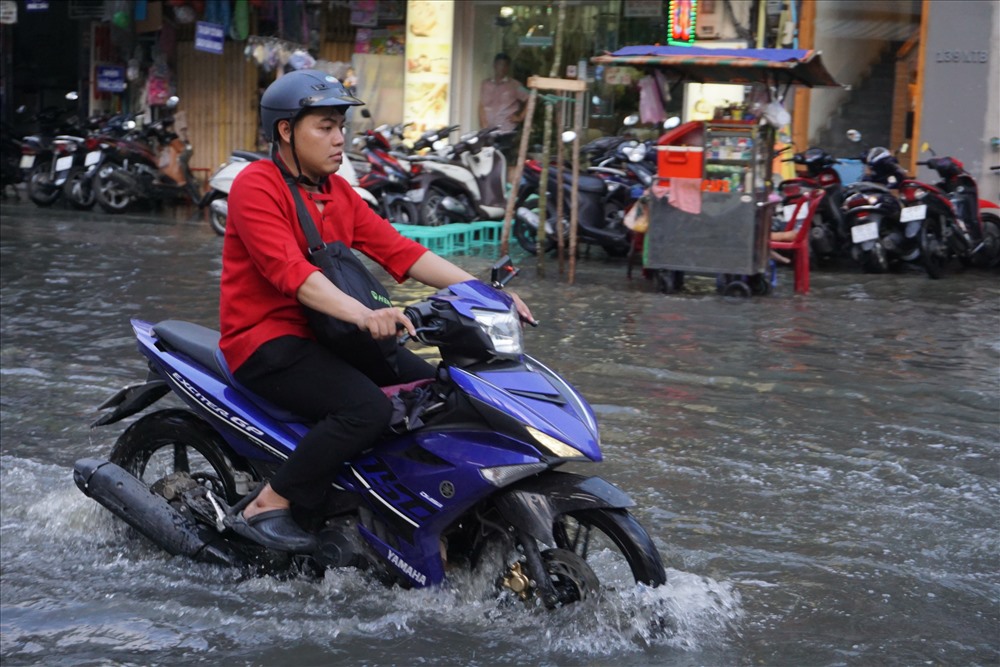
[591,46,842,88]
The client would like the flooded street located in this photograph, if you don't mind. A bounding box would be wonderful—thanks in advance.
[2,198,998,666]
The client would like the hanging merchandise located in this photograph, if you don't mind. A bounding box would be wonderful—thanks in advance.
[231,0,250,41]
[203,0,230,33]
[638,75,666,124]
[147,54,172,106]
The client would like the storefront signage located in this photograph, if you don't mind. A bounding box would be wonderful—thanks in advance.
[519,36,553,47]
[194,21,225,55]
[934,50,989,63]
[625,0,663,18]
[25,0,48,11]
[667,0,697,45]
[95,65,126,93]
[403,0,454,138]
[0,0,16,25]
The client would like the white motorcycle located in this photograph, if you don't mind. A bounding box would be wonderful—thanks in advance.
[410,127,510,227]
[202,151,378,236]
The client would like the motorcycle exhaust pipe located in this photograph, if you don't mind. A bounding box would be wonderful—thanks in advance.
[73,458,238,567]
[439,195,474,222]
[516,206,555,234]
[108,169,138,191]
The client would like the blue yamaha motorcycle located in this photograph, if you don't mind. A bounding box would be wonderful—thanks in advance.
[74,258,665,609]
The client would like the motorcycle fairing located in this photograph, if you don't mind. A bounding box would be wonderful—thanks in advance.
[448,362,601,462]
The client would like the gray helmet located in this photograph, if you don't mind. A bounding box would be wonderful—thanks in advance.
[260,69,364,142]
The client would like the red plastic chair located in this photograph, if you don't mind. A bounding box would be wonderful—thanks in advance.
[769,189,825,294]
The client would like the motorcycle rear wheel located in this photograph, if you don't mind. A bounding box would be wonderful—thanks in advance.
[62,168,96,210]
[920,216,947,279]
[974,213,1000,269]
[27,163,60,207]
[860,243,889,273]
[419,185,451,227]
[94,168,134,213]
[109,409,246,505]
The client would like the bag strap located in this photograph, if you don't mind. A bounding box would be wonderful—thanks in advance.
[272,152,326,256]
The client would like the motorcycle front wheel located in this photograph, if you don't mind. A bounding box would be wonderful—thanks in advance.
[27,162,60,206]
[209,207,227,236]
[62,168,96,210]
[497,508,666,609]
[109,409,247,505]
[920,216,947,279]
[94,167,134,213]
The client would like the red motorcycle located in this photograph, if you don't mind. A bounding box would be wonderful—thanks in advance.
[777,146,848,260]
[916,154,1000,269]
[92,97,200,214]
[353,120,421,224]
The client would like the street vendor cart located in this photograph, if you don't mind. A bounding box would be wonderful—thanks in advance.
[591,46,841,296]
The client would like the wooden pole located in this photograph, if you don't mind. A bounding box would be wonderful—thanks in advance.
[791,0,816,149]
[500,90,537,256]
[555,100,566,275]
[569,89,583,284]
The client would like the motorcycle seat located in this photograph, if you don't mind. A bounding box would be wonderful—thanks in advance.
[231,150,265,162]
[548,169,606,194]
[153,320,435,425]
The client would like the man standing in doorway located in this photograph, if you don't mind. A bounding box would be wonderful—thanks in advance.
[479,53,529,180]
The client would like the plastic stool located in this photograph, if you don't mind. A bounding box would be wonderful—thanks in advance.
[468,220,504,247]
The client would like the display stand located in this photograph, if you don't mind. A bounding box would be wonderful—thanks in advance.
[644,120,776,294]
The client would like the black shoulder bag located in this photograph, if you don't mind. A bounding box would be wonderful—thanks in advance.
[282,172,399,376]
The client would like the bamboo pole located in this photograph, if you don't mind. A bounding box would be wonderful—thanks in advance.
[500,89,537,256]
[569,89,583,285]
[535,0,567,278]
[555,100,566,275]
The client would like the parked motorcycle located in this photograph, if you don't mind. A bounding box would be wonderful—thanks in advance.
[201,149,379,236]
[777,146,848,259]
[412,126,508,227]
[512,129,641,258]
[61,113,137,210]
[93,97,201,214]
[74,258,666,606]
[916,149,1000,269]
[841,135,926,275]
[353,118,422,225]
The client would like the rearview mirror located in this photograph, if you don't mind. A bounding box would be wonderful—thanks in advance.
[623,114,639,127]
[663,116,681,130]
[561,130,576,143]
[490,255,519,288]
[846,129,862,143]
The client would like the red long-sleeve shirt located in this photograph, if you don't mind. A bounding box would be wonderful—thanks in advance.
[220,159,427,372]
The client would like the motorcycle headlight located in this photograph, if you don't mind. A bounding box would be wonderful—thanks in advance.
[526,426,586,459]
[472,306,523,357]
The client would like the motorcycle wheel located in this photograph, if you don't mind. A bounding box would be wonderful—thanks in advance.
[512,215,556,255]
[602,199,631,258]
[418,185,451,227]
[62,168,96,210]
[550,509,666,593]
[94,167,133,214]
[27,162,60,207]
[973,213,1000,269]
[109,409,246,505]
[861,243,889,273]
[209,208,227,236]
[919,216,947,279]
[386,198,420,225]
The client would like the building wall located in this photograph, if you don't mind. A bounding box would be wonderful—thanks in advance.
[918,0,999,200]
[807,0,918,143]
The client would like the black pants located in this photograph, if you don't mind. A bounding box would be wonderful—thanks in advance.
[233,335,435,509]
